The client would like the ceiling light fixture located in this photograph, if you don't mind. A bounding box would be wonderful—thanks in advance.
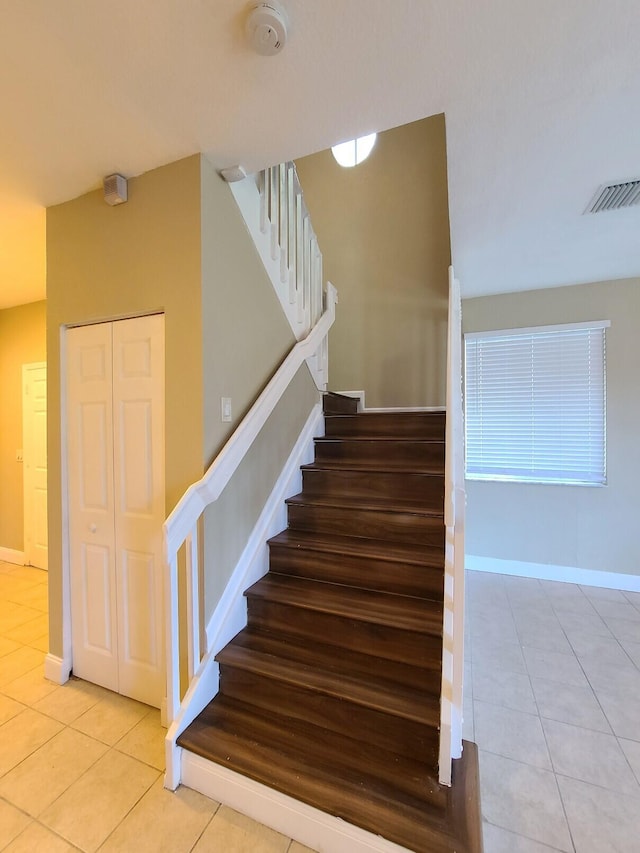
[331,133,377,168]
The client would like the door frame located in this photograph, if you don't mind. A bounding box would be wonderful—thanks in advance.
[48,313,166,705]
[22,361,47,570]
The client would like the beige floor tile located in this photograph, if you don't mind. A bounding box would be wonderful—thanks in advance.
[0,635,21,657]
[471,638,527,675]
[618,738,640,783]
[472,666,537,714]
[522,647,589,688]
[40,749,159,852]
[483,821,566,852]
[478,751,572,852]
[3,663,59,705]
[475,700,551,769]
[4,820,79,852]
[7,566,48,585]
[558,775,640,852]
[0,645,43,685]
[100,776,217,852]
[288,842,318,853]
[542,718,639,795]
[115,709,166,770]
[604,615,640,644]
[8,585,49,612]
[0,726,108,816]
[531,677,612,733]
[33,678,107,725]
[193,806,290,853]
[71,691,152,746]
[29,633,49,653]
[4,613,48,644]
[0,604,43,633]
[0,799,32,848]
[0,692,26,725]
[0,707,63,776]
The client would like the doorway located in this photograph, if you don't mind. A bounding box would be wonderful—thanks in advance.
[23,362,48,570]
[65,314,165,708]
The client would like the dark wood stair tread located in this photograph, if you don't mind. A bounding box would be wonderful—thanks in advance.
[268,528,444,568]
[286,491,444,517]
[178,695,461,852]
[245,574,443,636]
[217,630,440,723]
[301,460,445,475]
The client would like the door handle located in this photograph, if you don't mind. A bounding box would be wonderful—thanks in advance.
[89,523,97,533]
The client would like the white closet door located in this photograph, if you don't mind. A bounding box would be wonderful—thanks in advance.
[66,315,165,707]
[67,323,119,692]
[112,314,165,706]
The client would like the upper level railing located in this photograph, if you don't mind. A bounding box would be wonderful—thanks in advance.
[439,266,466,786]
[229,162,325,366]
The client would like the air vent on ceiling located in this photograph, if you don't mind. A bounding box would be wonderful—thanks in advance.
[585,179,640,214]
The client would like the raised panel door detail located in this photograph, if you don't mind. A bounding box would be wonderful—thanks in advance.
[120,338,152,378]
[79,402,110,511]
[80,345,107,381]
[23,363,48,570]
[119,549,157,667]
[82,543,113,653]
[117,400,153,515]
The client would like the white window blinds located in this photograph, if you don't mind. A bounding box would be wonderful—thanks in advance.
[464,322,608,485]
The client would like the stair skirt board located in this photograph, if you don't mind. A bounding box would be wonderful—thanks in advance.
[181,749,413,853]
[165,402,324,787]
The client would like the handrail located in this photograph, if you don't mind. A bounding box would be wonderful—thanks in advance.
[163,282,337,725]
[439,266,465,786]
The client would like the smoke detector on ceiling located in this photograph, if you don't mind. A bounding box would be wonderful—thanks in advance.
[246,2,289,56]
[585,178,640,213]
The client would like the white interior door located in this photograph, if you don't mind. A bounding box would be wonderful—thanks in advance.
[66,315,165,707]
[23,363,48,570]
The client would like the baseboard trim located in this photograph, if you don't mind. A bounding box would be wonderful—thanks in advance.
[466,555,640,592]
[0,547,25,565]
[181,751,410,853]
[364,406,446,413]
[44,653,72,685]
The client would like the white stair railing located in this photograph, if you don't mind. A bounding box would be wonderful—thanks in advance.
[229,162,328,388]
[163,283,337,786]
[439,266,466,786]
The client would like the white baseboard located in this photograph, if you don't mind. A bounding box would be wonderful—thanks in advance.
[466,555,640,592]
[332,390,446,414]
[0,547,25,565]
[44,653,72,685]
[181,751,410,853]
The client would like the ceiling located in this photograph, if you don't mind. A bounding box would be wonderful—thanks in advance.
[1,0,639,309]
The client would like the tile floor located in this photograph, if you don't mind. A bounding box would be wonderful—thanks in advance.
[0,560,314,852]
[465,570,640,853]
[4,557,640,852]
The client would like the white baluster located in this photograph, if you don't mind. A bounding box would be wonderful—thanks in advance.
[303,215,311,332]
[279,164,287,283]
[259,170,267,234]
[165,551,180,724]
[270,167,278,261]
[295,193,304,324]
[287,164,296,304]
[185,524,200,681]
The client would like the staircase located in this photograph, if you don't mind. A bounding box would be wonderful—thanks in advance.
[177,392,481,853]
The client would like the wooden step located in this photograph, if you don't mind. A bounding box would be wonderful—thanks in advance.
[177,695,462,853]
[267,529,444,598]
[314,436,445,471]
[324,410,445,439]
[322,391,359,414]
[286,493,445,547]
[216,630,439,764]
[245,574,443,667]
[301,463,444,506]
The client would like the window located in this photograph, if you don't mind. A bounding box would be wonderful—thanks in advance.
[464,321,608,485]
[331,133,377,167]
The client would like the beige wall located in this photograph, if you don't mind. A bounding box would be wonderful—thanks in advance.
[463,277,640,576]
[0,300,46,551]
[296,115,451,408]
[200,157,318,618]
[47,155,204,657]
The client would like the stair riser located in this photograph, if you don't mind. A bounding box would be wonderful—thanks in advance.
[246,598,442,667]
[315,439,444,470]
[219,665,439,768]
[268,544,444,599]
[324,413,445,440]
[302,468,444,506]
[323,394,359,415]
[287,503,445,547]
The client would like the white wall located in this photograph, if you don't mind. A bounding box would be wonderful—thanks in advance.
[463,277,640,577]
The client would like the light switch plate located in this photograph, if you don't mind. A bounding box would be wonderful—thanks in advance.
[221,397,232,422]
